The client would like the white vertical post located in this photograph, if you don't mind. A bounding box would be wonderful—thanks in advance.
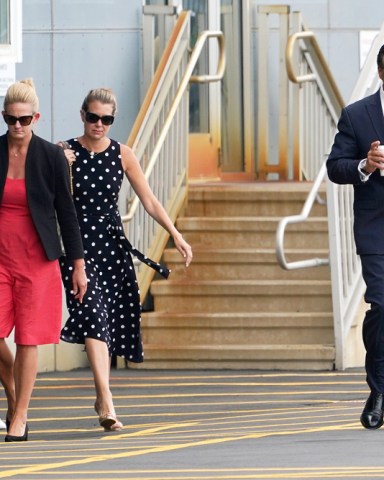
[242,0,255,175]
[208,0,221,160]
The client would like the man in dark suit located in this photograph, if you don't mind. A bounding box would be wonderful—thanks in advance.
[327,44,384,429]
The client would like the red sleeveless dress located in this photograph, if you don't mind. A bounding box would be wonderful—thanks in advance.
[0,178,62,345]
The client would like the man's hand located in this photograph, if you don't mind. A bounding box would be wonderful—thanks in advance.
[366,141,384,173]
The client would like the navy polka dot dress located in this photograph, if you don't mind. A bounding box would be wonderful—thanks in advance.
[60,138,169,362]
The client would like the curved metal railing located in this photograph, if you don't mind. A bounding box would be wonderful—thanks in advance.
[275,162,329,270]
[123,29,225,225]
[275,19,343,271]
[120,11,225,300]
[285,30,344,108]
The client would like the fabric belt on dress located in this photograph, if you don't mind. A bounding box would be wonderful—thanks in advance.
[82,211,170,280]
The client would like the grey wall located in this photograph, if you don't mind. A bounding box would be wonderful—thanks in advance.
[4,1,384,160]
[1,0,143,144]
[252,0,384,104]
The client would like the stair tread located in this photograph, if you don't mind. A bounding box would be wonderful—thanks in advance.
[144,343,334,349]
[164,248,329,261]
[177,217,328,231]
[142,312,334,328]
[179,216,327,221]
[188,181,326,194]
[152,279,331,286]
[142,344,336,361]
[143,311,333,318]
[165,247,329,253]
[150,281,332,297]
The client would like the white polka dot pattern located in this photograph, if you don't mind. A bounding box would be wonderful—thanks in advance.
[59,138,144,362]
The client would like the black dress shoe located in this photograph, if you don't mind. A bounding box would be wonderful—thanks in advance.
[360,393,384,429]
[4,423,28,442]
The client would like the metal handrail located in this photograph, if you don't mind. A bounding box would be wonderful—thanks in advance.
[190,31,226,83]
[118,11,225,302]
[276,25,343,270]
[276,162,329,270]
[122,29,225,224]
[286,30,344,109]
[127,10,190,152]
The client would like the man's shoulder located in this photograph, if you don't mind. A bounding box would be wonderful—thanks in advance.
[345,90,379,112]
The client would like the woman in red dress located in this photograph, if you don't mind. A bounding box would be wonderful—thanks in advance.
[0,79,87,442]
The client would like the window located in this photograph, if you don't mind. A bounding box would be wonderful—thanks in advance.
[0,0,22,63]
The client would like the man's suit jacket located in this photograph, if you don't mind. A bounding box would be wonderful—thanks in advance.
[327,88,384,254]
[0,132,84,261]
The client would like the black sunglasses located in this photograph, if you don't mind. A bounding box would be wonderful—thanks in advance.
[84,111,114,126]
[3,114,34,126]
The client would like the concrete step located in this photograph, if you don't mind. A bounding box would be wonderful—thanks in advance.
[163,248,330,280]
[130,344,335,370]
[177,217,328,249]
[150,279,332,313]
[186,182,327,217]
[140,181,335,371]
[141,311,334,345]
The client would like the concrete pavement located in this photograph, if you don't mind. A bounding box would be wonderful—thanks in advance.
[0,368,382,479]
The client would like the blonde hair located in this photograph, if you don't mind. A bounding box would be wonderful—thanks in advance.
[81,87,117,115]
[3,78,39,112]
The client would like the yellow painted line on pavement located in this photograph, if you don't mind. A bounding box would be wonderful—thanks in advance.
[32,380,366,389]
[15,472,384,479]
[35,372,366,381]
[23,389,368,400]
[0,420,362,478]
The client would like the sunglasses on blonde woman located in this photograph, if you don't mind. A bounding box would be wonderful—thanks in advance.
[3,114,34,126]
[84,111,114,126]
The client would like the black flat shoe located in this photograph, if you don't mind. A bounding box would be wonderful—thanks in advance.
[360,393,384,429]
[4,423,28,442]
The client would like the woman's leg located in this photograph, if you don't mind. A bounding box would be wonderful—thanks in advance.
[85,337,112,409]
[85,337,122,429]
[8,344,38,436]
[0,339,16,422]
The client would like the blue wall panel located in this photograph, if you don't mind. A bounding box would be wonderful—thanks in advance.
[4,0,143,145]
[51,30,141,143]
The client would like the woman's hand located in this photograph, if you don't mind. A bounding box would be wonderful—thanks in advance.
[58,141,76,165]
[120,145,193,267]
[71,259,87,304]
[173,233,193,267]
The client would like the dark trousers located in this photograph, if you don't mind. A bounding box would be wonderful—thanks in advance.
[361,254,384,394]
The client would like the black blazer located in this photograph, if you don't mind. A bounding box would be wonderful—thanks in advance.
[0,132,84,261]
[327,88,384,255]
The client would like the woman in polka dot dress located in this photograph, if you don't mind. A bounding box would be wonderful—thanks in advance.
[60,88,192,431]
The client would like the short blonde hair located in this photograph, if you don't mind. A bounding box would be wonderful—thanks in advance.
[3,78,39,112]
[81,87,117,115]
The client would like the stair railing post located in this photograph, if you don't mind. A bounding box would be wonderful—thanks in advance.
[256,5,291,180]
[142,2,182,96]
[289,12,302,180]
[277,6,290,180]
